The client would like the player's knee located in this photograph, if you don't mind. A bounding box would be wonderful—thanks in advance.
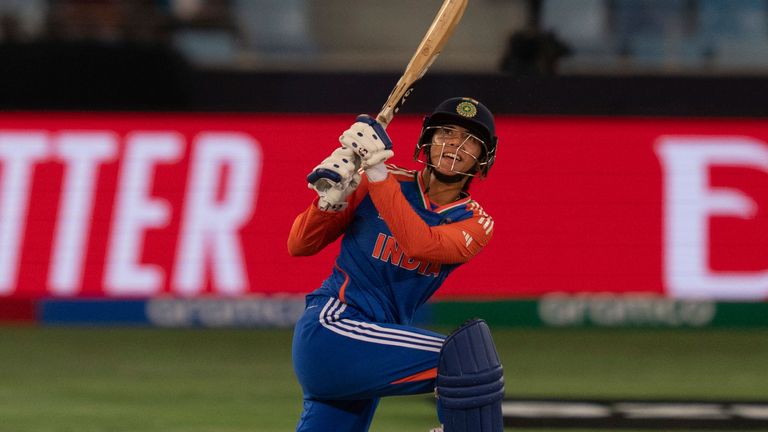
[436,319,504,432]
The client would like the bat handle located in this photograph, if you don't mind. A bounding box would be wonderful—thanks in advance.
[376,110,393,130]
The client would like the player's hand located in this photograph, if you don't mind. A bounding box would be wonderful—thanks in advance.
[339,115,394,169]
[307,147,361,212]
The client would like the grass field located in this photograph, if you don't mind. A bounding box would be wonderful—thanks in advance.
[2,326,768,432]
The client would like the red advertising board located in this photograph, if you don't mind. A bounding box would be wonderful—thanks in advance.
[0,114,766,300]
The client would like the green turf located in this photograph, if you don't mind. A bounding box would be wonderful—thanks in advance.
[1,327,767,432]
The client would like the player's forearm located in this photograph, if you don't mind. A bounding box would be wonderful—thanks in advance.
[287,200,346,256]
[367,175,480,263]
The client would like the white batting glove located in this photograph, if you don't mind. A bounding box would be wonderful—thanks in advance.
[307,147,361,212]
[339,115,394,170]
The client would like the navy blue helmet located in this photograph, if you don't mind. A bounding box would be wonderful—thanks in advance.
[415,97,498,177]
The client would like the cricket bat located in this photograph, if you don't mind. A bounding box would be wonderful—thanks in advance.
[376,0,469,129]
[316,0,468,204]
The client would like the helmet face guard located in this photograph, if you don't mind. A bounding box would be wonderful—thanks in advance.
[414,97,498,178]
[415,126,491,177]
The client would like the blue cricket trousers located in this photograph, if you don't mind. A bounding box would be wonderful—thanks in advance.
[292,296,446,432]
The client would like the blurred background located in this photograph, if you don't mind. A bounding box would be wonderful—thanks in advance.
[1,1,768,431]
[2,0,768,113]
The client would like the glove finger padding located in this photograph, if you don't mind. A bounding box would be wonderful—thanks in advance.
[307,147,362,212]
[309,171,361,212]
[339,114,394,168]
[307,147,360,188]
[365,149,394,167]
[315,175,359,212]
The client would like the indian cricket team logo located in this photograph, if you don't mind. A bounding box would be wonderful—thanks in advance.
[456,101,477,118]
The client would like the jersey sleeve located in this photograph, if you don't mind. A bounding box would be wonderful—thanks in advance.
[366,175,494,264]
[287,177,370,256]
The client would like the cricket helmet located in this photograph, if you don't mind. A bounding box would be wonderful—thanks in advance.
[414,97,498,177]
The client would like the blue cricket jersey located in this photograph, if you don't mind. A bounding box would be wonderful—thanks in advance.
[288,166,494,325]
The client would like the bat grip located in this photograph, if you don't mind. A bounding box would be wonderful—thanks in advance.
[376,110,393,130]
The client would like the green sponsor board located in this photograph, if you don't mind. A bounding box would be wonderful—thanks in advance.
[430,295,768,328]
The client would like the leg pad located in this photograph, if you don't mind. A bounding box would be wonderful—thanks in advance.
[436,319,504,432]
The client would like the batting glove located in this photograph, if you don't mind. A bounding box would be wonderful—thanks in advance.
[307,147,361,212]
[339,115,394,169]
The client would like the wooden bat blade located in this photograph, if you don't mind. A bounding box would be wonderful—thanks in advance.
[376,0,469,128]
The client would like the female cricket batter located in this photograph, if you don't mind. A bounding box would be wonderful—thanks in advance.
[288,97,504,432]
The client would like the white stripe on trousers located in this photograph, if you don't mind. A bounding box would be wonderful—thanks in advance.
[318,298,443,352]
